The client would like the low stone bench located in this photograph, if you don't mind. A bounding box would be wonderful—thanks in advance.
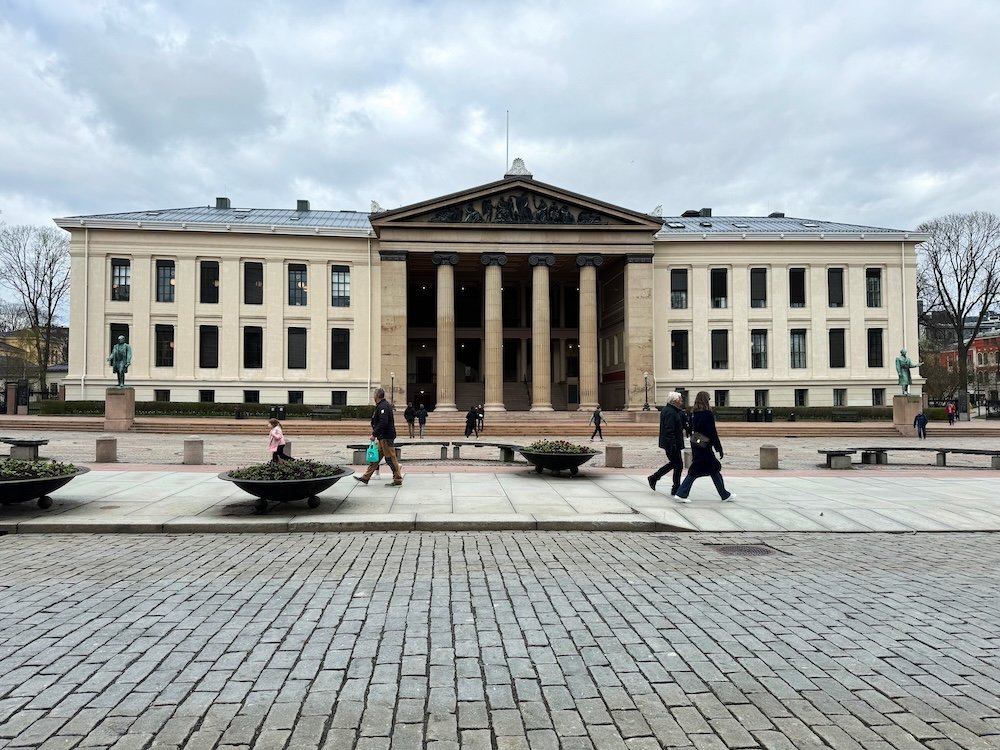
[395,440,450,460]
[347,443,406,465]
[856,446,1000,469]
[818,449,856,469]
[450,441,520,462]
[1,438,49,461]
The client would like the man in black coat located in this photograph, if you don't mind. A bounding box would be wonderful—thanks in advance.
[648,391,686,496]
[465,406,480,438]
[355,387,403,486]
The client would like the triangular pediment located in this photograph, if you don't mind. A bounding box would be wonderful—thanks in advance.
[370,178,662,233]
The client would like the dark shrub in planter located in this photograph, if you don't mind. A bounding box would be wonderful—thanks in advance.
[1,459,89,509]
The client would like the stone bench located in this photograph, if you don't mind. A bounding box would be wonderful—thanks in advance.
[450,441,520,462]
[1,437,49,461]
[395,440,450,460]
[856,446,1000,469]
[347,442,412,464]
[818,449,857,469]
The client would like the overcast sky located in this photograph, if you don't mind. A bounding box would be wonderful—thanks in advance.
[2,0,999,232]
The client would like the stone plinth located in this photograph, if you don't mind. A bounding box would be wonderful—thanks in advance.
[605,444,623,468]
[95,437,117,463]
[183,436,204,465]
[104,387,135,432]
[759,444,779,469]
[893,394,922,437]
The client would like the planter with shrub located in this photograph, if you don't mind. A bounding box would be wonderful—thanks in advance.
[219,459,351,513]
[0,459,89,509]
[518,440,599,476]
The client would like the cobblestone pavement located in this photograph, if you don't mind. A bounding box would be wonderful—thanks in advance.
[1,533,998,749]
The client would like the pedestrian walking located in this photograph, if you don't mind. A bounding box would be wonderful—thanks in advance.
[354,388,403,486]
[589,405,604,441]
[267,418,289,463]
[477,404,485,434]
[403,402,416,438]
[416,403,428,438]
[946,401,956,426]
[464,405,479,438]
[647,391,685,496]
[914,410,928,440]
[673,391,733,503]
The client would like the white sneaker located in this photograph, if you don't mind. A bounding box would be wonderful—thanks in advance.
[673,495,690,504]
[722,493,735,502]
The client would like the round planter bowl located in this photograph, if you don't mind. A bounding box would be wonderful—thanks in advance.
[518,450,597,476]
[1,467,90,509]
[219,466,352,513]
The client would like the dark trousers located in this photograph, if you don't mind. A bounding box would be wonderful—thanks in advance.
[271,445,289,462]
[675,470,730,500]
[650,446,683,491]
[591,424,603,440]
[406,421,415,438]
[917,425,927,439]
[465,424,479,438]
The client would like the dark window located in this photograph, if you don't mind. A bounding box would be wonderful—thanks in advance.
[243,326,263,369]
[670,269,688,309]
[110,323,129,346]
[872,388,885,406]
[711,330,728,369]
[751,329,768,369]
[331,328,350,370]
[828,268,844,307]
[199,390,215,403]
[670,330,689,370]
[755,389,769,407]
[200,261,220,304]
[111,259,131,301]
[829,328,846,368]
[711,268,728,308]
[154,324,174,367]
[789,268,806,307]
[154,389,170,402]
[288,264,308,306]
[156,260,175,302]
[331,265,350,307]
[794,389,808,407]
[714,390,728,407]
[244,262,263,305]
[866,268,882,307]
[790,329,807,369]
[243,390,260,403]
[288,390,304,405]
[288,327,307,369]
[834,388,847,407]
[331,390,347,406]
[750,268,767,308]
[199,325,219,369]
[867,328,884,368]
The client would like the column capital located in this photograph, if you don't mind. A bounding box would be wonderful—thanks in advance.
[379,250,408,262]
[481,253,507,267]
[625,253,653,264]
[528,253,555,267]
[576,254,604,268]
[432,252,459,266]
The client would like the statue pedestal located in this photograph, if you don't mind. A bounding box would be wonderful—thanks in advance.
[893,395,921,437]
[104,387,135,432]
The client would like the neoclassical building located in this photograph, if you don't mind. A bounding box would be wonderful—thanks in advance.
[56,162,925,410]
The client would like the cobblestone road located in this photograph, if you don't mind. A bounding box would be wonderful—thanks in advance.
[1,533,998,749]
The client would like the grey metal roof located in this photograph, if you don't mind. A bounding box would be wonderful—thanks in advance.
[655,215,921,239]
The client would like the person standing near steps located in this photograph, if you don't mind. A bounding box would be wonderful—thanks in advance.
[647,391,685,496]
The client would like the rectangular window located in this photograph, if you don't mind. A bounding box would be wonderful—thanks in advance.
[110,323,129,347]
[872,388,885,406]
[154,389,170,402]
[288,264,308,306]
[790,329,807,369]
[199,390,215,403]
[755,389,769,407]
[111,259,131,301]
[750,268,767,308]
[834,388,847,407]
[670,269,688,309]
[243,390,260,403]
[789,268,806,308]
[331,390,348,406]
[711,330,728,369]
[828,268,844,307]
[199,325,219,369]
[711,268,728,308]
[670,330,689,369]
[867,328,884,368]
[714,390,729,407]
[243,326,263,369]
[751,329,768,369]
[288,390,304,405]
[244,262,263,305]
[154,324,174,367]
[331,328,350,370]
[866,268,882,307]
[156,260,175,303]
[288,327,307,369]
[331,265,351,307]
[829,328,846,368]
[794,388,808,407]
[200,261,220,304]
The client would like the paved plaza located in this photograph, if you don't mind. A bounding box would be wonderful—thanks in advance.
[1,532,998,749]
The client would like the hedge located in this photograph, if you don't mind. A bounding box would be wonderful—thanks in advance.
[34,400,375,419]
[714,406,894,422]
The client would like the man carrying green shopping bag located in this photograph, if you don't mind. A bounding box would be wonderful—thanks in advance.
[354,387,403,486]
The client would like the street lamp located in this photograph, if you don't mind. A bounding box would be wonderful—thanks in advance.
[390,371,395,405]
[643,371,650,411]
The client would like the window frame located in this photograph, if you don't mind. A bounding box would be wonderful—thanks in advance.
[244,262,264,305]
[200,260,220,304]
[751,329,768,369]
[670,330,689,370]
[154,324,174,367]
[155,259,175,303]
[198,325,219,369]
[790,329,807,369]
[710,329,728,369]
[670,269,688,310]
[788,267,806,308]
[749,267,767,308]
[111,258,131,302]
[710,268,728,309]
[288,264,308,306]
[829,328,846,368]
[827,267,845,308]
[331,328,351,370]
[243,326,263,369]
[331,265,351,308]
[287,327,307,369]
[867,328,884,368]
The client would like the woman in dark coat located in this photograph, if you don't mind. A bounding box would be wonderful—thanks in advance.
[673,391,734,503]
[464,406,479,438]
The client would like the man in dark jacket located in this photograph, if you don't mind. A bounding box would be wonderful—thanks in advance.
[355,387,403,486]
[648,391,686,496]
[403,402,416,438]
[465,406,480,438]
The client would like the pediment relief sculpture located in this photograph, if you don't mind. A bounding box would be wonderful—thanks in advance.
[421,191,609,225]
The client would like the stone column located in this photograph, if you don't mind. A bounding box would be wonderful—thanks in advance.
[529,254,555,411]
[379,250,408,408]
[624,254,655,410]
[433,253,459,410]
[481,253,506,411]
[577,254,603,410]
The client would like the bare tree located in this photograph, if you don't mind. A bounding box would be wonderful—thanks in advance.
[0,224,71,390]
[0,300,30,332]
[917,212,1000,413]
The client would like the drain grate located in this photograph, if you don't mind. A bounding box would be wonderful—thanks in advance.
[707,544,781,557]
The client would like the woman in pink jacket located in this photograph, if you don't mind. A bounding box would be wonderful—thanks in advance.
[267,418,289,462]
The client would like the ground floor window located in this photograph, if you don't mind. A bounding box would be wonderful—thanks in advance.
[754,389,769,407]
[243,390,260,403]
[794,388,808,407]
[714,390,728,406]
[199,390,215,403]
[331,390,347,406]
[288,390,304,404]
[834,388,847,407]
[872,388,885,406]
[154,389,170,402]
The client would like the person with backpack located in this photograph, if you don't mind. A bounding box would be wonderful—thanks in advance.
[589,405,604,441]
[416,403,428,438]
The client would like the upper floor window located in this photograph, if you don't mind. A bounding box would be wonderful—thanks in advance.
[867,328,884,368]
[331,328,351,369]
[790,329,807,369]
[154,324,174,367]
[244,262,263,305]
[711,330,728,369]
[789,268,806,308]
[866,268,882,307]
[111,259,131,301]
[711,268,728,309]
[244,326,263,369]
[828,268,844,308]
[751,329,768,369]
[670,330,689,369]
[199,325,219,369]
[829,328,846,368]
[200,261,220,304]
[288,264,308,306]
[288,327,307,369]
[331,265,351,308]
[750,268,767,308]
[155,260,175,303]
[670,269,688,309]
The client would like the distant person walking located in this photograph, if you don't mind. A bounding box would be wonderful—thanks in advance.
[673,391,733,503]
[404,402,416,438]
[267,418,289,463]
[477,404,485,434]
[354,388,403,486]
[914,410,929,440]
[589,406,604,441]
[946,401,956,426]
[647,392,685,496]
[465,406,479,438]
[416,404,428,438]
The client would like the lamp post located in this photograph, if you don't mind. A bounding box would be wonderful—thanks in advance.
[390,371,395,406]
[643,371,650,411]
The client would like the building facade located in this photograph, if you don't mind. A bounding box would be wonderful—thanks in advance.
[56,165,926,410]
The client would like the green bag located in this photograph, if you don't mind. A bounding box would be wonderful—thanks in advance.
[365,440,380,463]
